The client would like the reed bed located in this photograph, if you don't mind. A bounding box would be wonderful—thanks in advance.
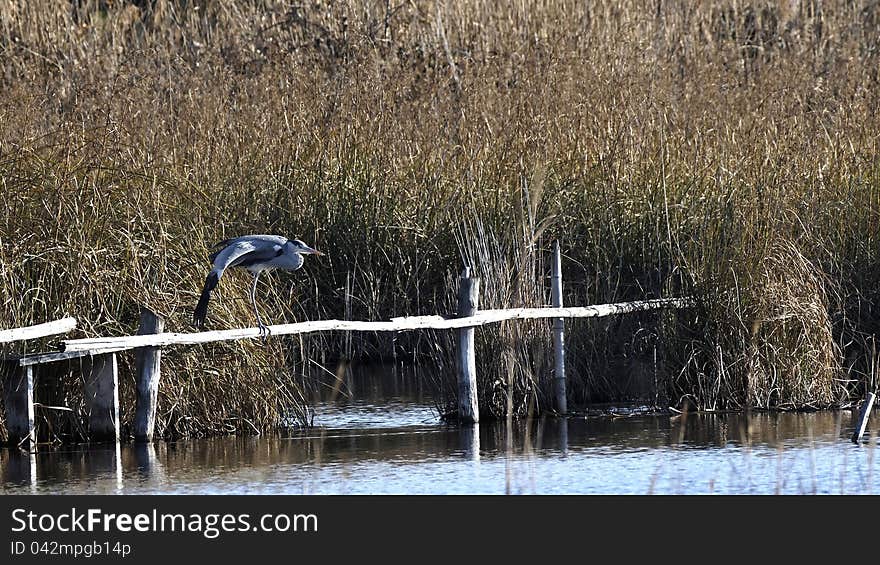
[1,1,879,438]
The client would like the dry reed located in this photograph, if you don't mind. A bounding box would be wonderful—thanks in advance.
[1,1,879,437]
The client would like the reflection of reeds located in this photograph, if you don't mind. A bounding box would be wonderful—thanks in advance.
[2,2,880,437]
[2,409,877,493]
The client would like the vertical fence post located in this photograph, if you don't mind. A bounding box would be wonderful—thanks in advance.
[2,361,35,446]
[344,270,353,362]
[134,308,164,442]
[83,352,120,442]
[551,240,568,415]
[457,267,480,424]
[852,391,876,443]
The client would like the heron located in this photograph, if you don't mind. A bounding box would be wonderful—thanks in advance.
[193,234,324,337]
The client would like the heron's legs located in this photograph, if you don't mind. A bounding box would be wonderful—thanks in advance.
[250,271,271,341]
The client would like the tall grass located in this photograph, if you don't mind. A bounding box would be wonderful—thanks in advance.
[1,1,879,438]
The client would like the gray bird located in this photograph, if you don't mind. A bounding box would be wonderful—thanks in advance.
[193,234,323,336]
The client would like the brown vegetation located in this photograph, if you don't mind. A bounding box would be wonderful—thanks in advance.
[1,1,879,438]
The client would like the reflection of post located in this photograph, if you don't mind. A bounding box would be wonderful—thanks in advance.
[85,443,124,492]
[460,423,480,462]
[134,442,162,482]
[558,417,569,456]
[852,392,876,443]
[1,449,37,490]
[114,441,123,492]
[134,442,154,473]
[27,451,37,492]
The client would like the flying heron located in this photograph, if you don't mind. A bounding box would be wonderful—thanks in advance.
[193,234,324,336]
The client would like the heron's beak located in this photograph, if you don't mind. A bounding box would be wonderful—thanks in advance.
[309,248,325,256]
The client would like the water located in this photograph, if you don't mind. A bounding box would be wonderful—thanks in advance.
[2,366,879,495]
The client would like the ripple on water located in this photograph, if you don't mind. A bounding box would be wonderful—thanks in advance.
[3,396,880,495]
[312,399,441,430]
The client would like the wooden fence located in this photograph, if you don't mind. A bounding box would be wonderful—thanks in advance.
[1,243,698,446]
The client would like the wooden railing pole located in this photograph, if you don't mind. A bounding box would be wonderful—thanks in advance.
[61,297,696,351]
[2,361,35,446]
[852,391,876,443]
[83,352,120,442]
[457,267,480,424]
[134,308,164,442]
[551,240,567,415]
[0,317,77,343]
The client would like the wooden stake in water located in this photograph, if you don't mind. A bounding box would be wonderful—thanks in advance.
[457,267,480,424]
[1,361,35,445]
[83,352,120,442]
[344,270,353,361]
[134,308,164,442]
[551,240,567,415]
[852,391,876,443]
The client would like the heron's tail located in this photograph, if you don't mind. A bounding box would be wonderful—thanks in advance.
[193,271,220,328]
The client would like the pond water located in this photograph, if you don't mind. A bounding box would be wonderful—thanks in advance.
[2,366,879,495]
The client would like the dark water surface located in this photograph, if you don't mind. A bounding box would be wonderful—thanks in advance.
[2,366,879,495]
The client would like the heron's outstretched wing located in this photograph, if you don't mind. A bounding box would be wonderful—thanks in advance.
[208,234,287,263]
[208,238,234,262]
[211,239,285,274]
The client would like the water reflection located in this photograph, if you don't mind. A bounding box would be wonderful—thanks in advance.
[2,364,879,495]
[6,441,123,494]
[557,418,569,455]
[1,448,36,491]
[2,409,878,495]
[134,442,163,484]
[459,424,480,461]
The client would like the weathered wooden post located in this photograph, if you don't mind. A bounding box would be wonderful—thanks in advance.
[551,240,567,415]
[134,308,164,442]
[851,391,876,443]
[344,271,353,361]
[83,352,120,442]
[2,360,35,446]
[457,267,480,424]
